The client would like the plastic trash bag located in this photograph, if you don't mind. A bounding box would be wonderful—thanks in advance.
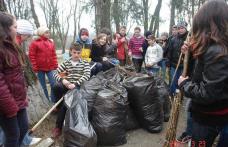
[80,76,103,113]
[123,75,164,133]
[125,104,139,130]
[154,77,171,122]
[91,81,128,146]
[64,89,97,147]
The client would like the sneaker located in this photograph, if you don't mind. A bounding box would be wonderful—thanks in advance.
[52,128,62,138]
[176,132,192,143]
[29,137,42,145]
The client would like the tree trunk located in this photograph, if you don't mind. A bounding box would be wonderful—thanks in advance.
[149,0,162,34]
[19,44,51,125]
[191,0,195,19]
[27,83,50,125]
[73,0,78,41]
[0,0,7,12]
[95,0,111,34]
[169,0,176,35]
[113,0,120,32]
[143,0,149,31]
[30,0,40,28]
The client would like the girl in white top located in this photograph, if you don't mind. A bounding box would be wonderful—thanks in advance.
[144,35,163,76]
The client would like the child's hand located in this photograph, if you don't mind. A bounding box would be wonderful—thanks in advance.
[62,79,70,87]
[139,47,143,52]
[120,37,126,42]
[67,84,75,90]
[128,52,132,57]
[178,76,189,86]
[103,57,108,61]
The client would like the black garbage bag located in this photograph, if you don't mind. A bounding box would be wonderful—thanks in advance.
[154,77,171,122]
[123,75,163,133]
[125,104,139,130]
[64,89,97,147]
[92,81,128,146]
[80,76,103,113]
[102,67,123,83]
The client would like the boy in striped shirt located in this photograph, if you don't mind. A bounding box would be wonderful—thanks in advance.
[52,43,91,138]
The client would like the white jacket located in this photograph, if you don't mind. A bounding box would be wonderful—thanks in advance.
[145,43,163,67]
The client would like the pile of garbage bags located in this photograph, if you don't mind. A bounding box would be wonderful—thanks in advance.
[63,68,170,147]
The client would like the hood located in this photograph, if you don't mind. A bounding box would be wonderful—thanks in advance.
[75,36,92,45]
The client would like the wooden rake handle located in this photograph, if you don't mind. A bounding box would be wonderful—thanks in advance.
[29,97,64,134]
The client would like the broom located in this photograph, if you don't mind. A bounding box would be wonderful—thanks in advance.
[163,37,190,147]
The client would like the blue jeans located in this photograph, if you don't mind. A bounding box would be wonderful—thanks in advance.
[91,62,103,76]
[218,125,228,147]
[191,119,228,147]
[169,66,183,96]
[37,70,56,103]
[0,127,33,146]
[185,112,193,136]
[0,127,4,145]
[0,109,28,147]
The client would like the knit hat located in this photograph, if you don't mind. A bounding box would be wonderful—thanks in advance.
[79,28,89,37]
[144,31,152,39]
[16,19,34,35]
[36,26,49,36]
[177,21,188,29]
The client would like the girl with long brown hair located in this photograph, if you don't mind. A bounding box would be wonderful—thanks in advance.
[0,12,29,147]
[178,0,228,146]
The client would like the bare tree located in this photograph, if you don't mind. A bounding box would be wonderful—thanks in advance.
[6,0,31,19]
[149,0,162,35]
[142,0,149,31]
[112,0,120,32]
[94,0,111,34]
[30,0,40,28]
[0,0,7,11]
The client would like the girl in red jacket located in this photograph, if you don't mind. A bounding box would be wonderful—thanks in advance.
[29,26,58,103]
[116,26,128,66]
[0,12,29,147]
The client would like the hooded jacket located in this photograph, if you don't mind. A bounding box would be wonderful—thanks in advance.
[29,36,58,72]
[76,36,92,62]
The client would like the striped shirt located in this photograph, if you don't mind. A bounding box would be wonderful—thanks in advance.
[128,36,144,57]
[54,58,90,85]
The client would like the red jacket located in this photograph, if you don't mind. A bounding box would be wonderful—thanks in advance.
[117,37,127,60]
[0,41,28,118]
[29,36,58,72]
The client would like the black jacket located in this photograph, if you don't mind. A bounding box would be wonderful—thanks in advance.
[180,44,228,125]
[91,40,106,62]
[167,32,188,68]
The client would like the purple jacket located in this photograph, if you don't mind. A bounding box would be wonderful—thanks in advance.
[0,41,28,118]
[128,36,144,56]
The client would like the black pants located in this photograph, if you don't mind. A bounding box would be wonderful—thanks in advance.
[132,58,143,73]
[0,109,28,147]
[53,82,68,129]
[191,118,227,147]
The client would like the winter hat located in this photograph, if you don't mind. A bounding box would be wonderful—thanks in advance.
[144,31,152,39]
[79,28,89,37]
[16,19,34,35]
[177,21,188,30]
[36,26,49,36]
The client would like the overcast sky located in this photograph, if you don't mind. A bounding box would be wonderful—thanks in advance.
[34,0,171,35]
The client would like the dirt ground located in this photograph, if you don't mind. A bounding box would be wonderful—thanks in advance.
[33,99,189,147]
